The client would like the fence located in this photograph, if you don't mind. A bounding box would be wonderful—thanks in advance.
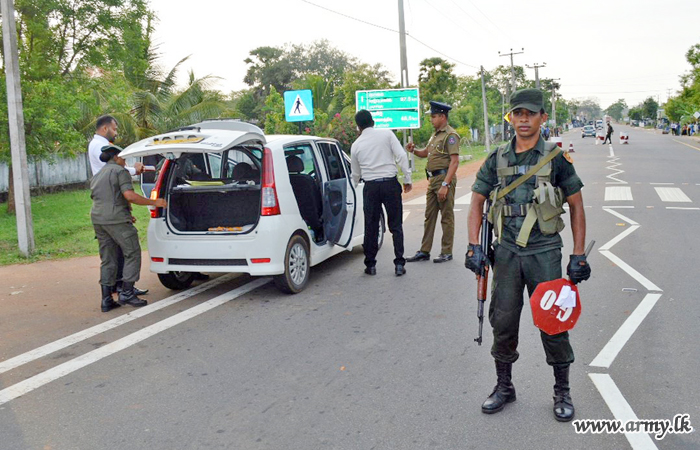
[0,153,92,195]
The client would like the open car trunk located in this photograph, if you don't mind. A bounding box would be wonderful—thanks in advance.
[168,184,261,233]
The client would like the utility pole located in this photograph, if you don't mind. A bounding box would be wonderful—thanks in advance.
[480,66,490,153]
[2,0,35,257]
[498,48,524,98]
[525,62,546,89]
[398,0,414,169]
[550,78,561,127]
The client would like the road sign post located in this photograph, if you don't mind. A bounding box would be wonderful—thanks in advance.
[284,90,314,123]
[355,88,420,130]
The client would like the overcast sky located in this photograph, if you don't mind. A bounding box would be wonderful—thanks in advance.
[148,0,699,110]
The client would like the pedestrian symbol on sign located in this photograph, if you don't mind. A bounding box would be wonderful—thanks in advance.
[288,95,310,117]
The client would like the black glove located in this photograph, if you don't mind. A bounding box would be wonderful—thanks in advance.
[465,243,490,274]
[567,254,591,284]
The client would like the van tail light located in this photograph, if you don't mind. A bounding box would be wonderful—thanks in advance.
[150,159,171,219]
[260,147,280,216]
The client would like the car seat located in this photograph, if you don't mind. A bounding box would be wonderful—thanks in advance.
[286,155,323,236]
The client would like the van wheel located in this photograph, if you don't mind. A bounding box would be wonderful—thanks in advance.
[274,235,310,294]
[158,271,196,290]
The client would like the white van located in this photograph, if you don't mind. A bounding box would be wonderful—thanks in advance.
[119,120,382,294]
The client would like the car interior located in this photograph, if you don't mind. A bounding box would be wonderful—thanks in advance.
[284,145,325,243]
[167,150,262,233]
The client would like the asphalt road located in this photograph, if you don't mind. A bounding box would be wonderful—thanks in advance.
[1,126,698,450]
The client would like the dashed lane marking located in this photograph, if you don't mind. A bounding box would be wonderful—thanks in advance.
[654,187,692,202]
[605,186,633,201]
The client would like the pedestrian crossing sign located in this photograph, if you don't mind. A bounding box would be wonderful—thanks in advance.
[284,90,314,122]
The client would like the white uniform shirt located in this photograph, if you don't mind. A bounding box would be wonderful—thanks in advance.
[88,134,136,176]
[350,127,411,187]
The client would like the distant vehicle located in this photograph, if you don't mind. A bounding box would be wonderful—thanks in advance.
[595,119,604,130]
[581,125,596,138]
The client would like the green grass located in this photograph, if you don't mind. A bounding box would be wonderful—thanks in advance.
[409,141,502,182]
[0,184,151,266]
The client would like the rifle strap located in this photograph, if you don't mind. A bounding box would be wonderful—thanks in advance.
[495,146,562,200]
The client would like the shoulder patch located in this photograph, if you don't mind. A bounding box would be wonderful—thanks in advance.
[563,151,574,164]
[448,135,457,146]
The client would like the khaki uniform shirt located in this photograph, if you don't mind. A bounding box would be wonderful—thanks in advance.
[90,160,134,225]
[426,125,460,172]
[471,136,584,255]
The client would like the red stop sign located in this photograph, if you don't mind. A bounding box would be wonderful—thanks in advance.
[530,278,582,335]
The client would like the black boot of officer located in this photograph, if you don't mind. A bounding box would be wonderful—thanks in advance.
[118,281,148,307]
[553,364,575,422]
[101,285,121,313]
[114,280,149,296]
[482,360,516,413]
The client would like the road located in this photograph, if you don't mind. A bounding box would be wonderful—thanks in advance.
[1,126,698,449]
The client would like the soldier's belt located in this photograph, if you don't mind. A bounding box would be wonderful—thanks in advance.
[425,168,447,179]
[502,203,532,217]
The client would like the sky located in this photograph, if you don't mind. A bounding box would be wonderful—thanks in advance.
[147,0,699,110]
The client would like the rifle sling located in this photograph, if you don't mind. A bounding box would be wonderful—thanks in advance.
[495,146,562,200]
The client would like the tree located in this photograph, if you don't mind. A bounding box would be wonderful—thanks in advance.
[336,63,393,112]
[243,46,294,99]
[640,97,659,120]
[605,99,628,121]
[418,57,457,107]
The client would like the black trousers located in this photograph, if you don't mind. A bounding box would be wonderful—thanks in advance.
[362,177,405,267]
[603,133,612,144]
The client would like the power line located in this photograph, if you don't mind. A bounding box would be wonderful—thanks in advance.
[300,0,478,69]
[300,0,398,33]
[465,0,514,41]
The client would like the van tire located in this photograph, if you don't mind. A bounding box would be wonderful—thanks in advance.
[274,235,310,294]
[158,271,196,290]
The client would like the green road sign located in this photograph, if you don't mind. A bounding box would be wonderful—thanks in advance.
[355,88,420,130]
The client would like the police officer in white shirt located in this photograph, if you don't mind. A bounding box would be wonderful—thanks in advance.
[351,110,412,276]
[88,115,148,295]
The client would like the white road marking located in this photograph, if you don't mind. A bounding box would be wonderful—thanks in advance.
[0,278,271,407]
[404,196,425,205]
[649,182,674,185]
[589,374,659,450]
[654,187,692,202]
[599,250,662,292]
[590,293,662,368]
[672,138,700,152]
[609,146,615,157]
[0,273,238,375]
[603,207,638,225]
[605,186,633,201]
[403,211,411,221]
[455,194,472,205]
[666,207,700,210]
[599,225,640,251]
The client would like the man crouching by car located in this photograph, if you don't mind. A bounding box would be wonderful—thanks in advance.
[91,145,167,312]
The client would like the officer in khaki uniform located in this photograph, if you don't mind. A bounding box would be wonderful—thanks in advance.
[406,101,460,263]
[91,145,166,312]
[464,89,591,422]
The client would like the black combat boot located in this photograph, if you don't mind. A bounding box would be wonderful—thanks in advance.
[115,280,149,295]
[118,281,148,307]
[101,285,121,313]
[481,360,516,414]
[553,364,575,422]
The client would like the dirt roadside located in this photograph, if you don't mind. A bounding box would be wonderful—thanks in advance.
[0,158,485,359]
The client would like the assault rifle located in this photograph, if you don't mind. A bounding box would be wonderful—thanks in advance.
[474,198,493,346]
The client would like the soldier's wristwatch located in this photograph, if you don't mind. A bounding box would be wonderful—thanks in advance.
[441,181,449,187]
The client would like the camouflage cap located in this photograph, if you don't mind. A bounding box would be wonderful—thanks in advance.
[509,88,544,113]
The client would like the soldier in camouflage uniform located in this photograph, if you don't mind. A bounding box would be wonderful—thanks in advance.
[464,89,591,422]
